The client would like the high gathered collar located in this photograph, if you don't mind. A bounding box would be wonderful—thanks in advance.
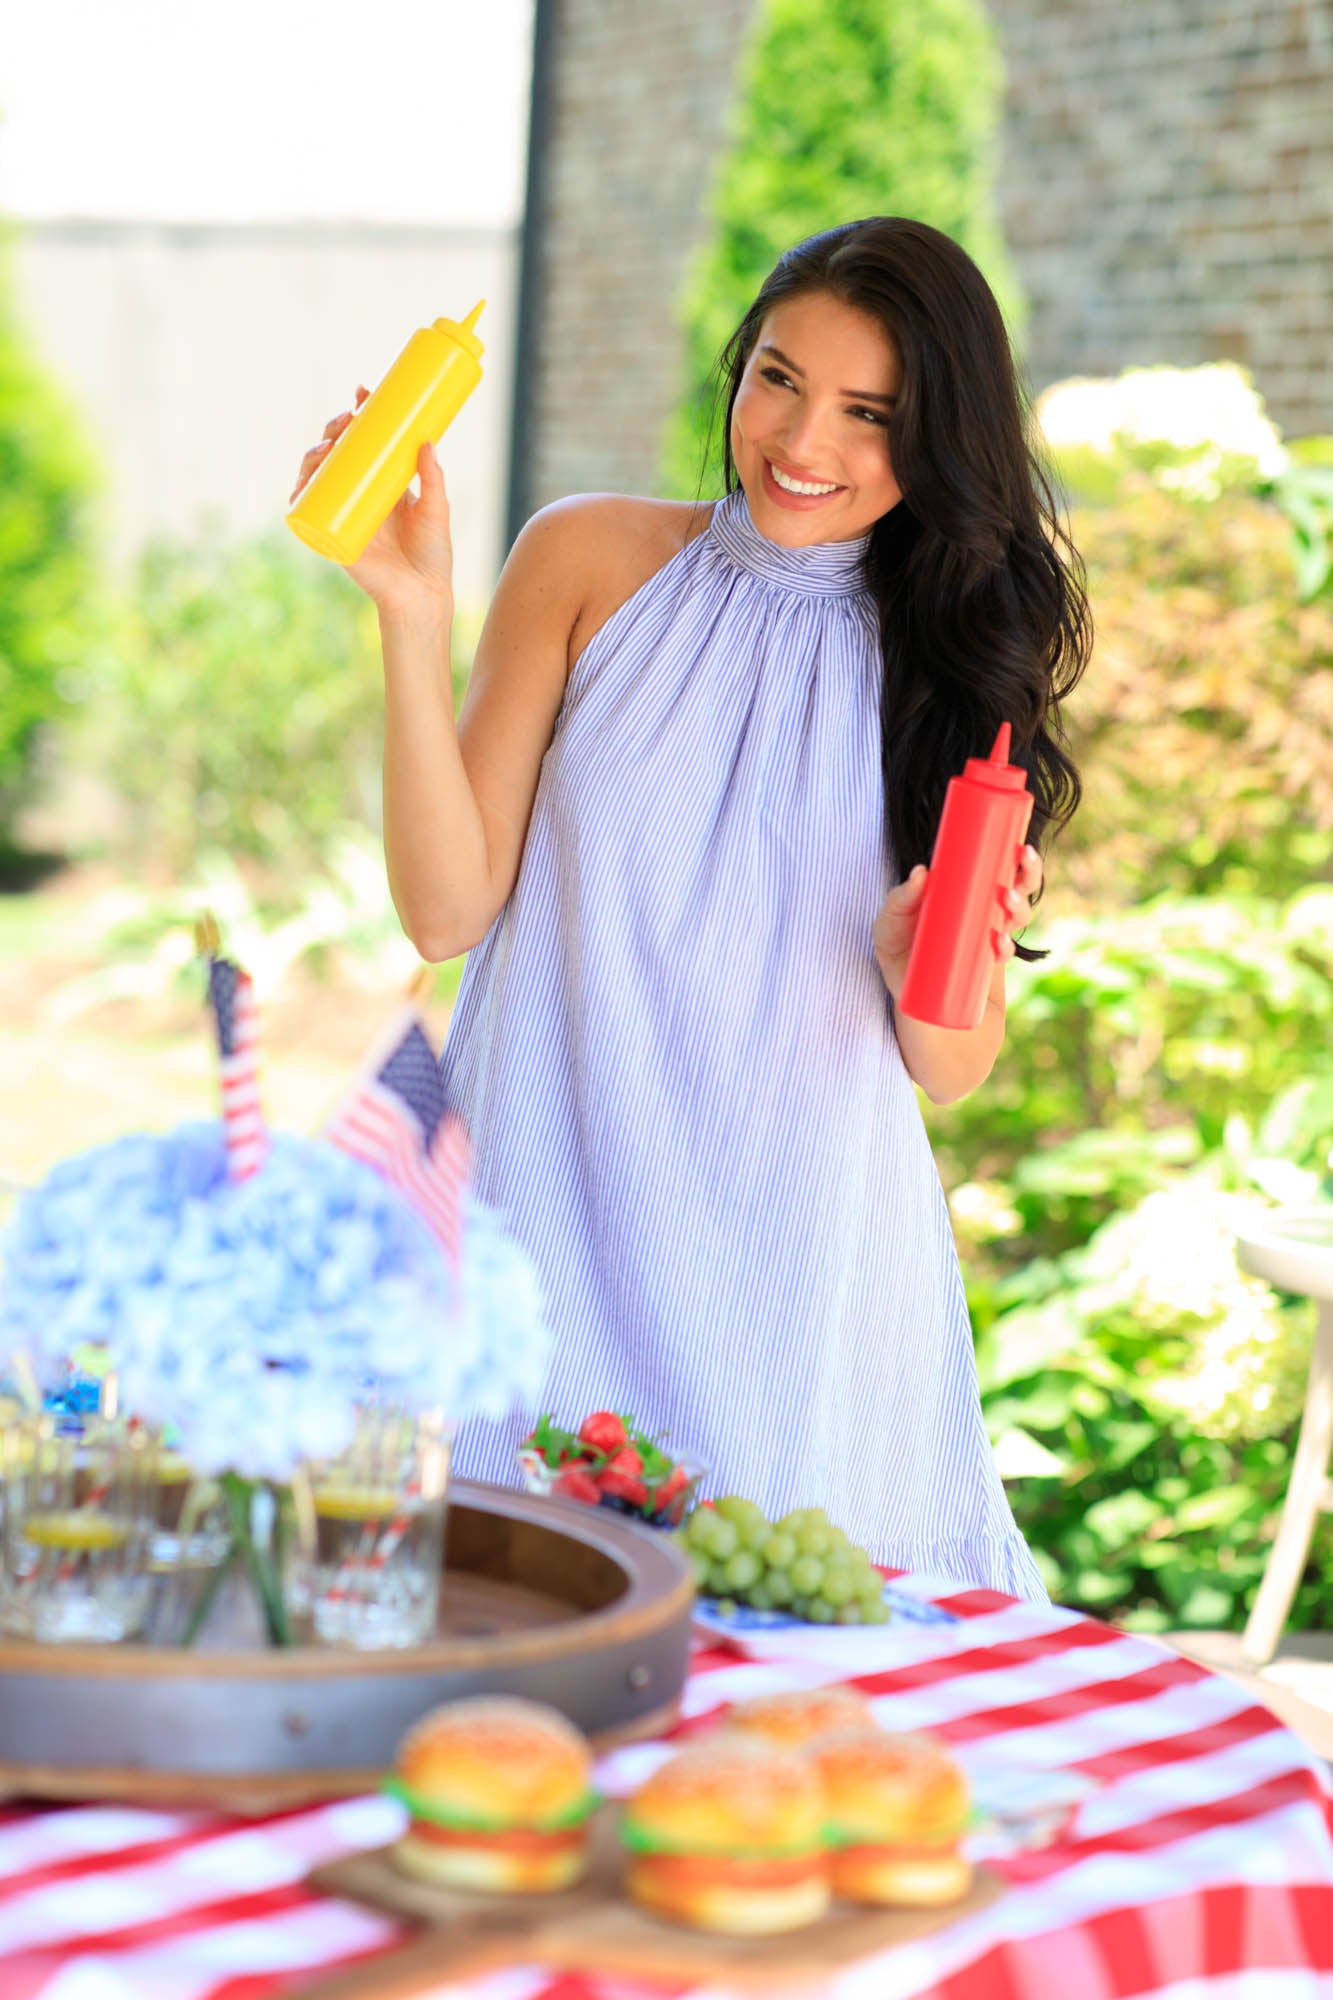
[707,487,872,598]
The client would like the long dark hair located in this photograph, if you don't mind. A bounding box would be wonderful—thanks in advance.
[713,218,1091,955]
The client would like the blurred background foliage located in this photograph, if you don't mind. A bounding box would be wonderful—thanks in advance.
[0,231,102,859]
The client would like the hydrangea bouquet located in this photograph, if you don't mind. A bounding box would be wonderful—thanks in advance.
[0,961,550,1644]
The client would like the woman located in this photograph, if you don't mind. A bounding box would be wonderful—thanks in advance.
[293,218,1090,1596]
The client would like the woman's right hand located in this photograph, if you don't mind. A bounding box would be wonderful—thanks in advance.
[289,386,455,622]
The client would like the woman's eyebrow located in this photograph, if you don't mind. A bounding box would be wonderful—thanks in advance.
[761,343,897,406]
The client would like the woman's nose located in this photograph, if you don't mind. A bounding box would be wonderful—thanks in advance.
[776,402,831,465]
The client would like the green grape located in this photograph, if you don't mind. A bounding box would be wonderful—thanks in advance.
[862,1598,891,1625]
[806,1598,836,1625]
[723,1549,762,1593]
[715,1495,768,1538]
[746,1579,776,1612]
[835,1602,865,1626]
[825,1526,850,1552]
[791,1594,814,1620]
[688,1550,711,1590]
[776,1510,808,1536]
[789,1554,825,1596]
[740,1512,774,1551]
[765,1569,794,1607]
[706,1560,734,1596]
[715,1596,739,1617]
[820,1566,858,1608]
[761,1530,797,1570]
[804,1508,831,1529]
[796,1524,833,1559]
[696,1513,739,1561]
[684,1510,711,1553]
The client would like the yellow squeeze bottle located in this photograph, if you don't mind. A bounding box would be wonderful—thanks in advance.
[286,300,485,565]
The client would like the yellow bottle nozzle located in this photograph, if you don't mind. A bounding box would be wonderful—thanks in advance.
[462,299,485,333]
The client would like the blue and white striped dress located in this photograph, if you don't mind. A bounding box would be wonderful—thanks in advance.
[441,488,1046,1599]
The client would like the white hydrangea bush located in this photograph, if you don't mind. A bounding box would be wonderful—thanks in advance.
[1035,362,1288,503]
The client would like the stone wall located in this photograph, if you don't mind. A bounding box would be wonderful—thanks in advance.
[520,0,1332,515]
[988,0,1333,436]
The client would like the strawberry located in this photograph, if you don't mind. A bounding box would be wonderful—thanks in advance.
[578,1410,628,1456]
[597,1455,649,1509]
[553,1466,602,1507]
[651,1464,690,1522]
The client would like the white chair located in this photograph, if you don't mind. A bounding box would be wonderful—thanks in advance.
[1235,1210,1333,1667]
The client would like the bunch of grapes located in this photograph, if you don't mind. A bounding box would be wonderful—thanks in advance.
[677,1496,889,1625]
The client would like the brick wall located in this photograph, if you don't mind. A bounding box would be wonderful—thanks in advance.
[522,0,757,511]
[987,0,1332,435]
[522,0,1332,514]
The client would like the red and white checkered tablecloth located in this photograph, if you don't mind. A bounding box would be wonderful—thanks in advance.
[2,1571,1332,2000]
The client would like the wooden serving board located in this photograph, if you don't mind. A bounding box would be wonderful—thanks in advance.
[307,1808,1004,1993]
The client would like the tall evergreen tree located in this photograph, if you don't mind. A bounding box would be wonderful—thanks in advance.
[662,0,1023,496]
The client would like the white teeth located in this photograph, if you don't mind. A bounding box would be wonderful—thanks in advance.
[769,463,838,497]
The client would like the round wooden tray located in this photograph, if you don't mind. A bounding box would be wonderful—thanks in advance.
[0,1480,695,1810]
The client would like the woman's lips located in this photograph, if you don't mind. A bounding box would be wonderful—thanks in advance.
[760,457,845,510]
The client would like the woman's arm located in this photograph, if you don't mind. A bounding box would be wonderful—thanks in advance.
[871,847,1042,1106]
[379,494,589,960]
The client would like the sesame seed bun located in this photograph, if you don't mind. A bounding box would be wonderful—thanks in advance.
[391,1697,594,1894]
[723,1685,877,1750]
[622,1739,830,1933]
[814,1731,973,1908]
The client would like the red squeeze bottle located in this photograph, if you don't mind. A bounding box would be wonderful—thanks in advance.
[897,723,1034,1030]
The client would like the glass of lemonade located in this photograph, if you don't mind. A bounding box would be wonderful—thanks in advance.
[0,1413,158,1642]
[288,1406,453,1649]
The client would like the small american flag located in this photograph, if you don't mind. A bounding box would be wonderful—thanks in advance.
[324,1010,471,1271]
[206,956,269,1181]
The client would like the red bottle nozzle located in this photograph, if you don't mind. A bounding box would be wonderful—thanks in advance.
[990,722,1012,765]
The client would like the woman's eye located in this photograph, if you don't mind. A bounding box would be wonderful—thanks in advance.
[849,406,889,426]
[760,366,794,390]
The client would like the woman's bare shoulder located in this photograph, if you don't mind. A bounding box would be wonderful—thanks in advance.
[514,494,715,668]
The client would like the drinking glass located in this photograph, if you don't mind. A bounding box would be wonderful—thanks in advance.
[289,1407,452,1649]
[0,1414,158,1642]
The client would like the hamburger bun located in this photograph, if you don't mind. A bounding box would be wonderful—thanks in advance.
[723,1684,877,1749]
[815,1729,973,1906]
[390,1697,596,1892]
[622,1738,830,1934]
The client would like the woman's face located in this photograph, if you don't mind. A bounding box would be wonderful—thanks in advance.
[729,290,903,546]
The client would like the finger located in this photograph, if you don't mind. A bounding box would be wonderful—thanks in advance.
[1016,843,1043,894]
[412,440,449,509]
[289,438,334,501]
[355,384,369,404]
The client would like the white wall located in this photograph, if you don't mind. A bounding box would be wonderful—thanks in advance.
[12,219,518,607]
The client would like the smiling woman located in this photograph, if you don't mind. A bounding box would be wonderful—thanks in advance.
[288,215,1091,1595]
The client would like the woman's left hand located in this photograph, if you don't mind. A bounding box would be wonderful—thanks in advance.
[994,843,1043,962]
[872,843,1043,1001]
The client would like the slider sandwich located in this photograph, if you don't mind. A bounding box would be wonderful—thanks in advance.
[387,1696,599,1892]
[815,1729,973,1906]
[621,1738,830,1934]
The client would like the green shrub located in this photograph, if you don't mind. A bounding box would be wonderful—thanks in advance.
[0,230,102,841]
[79,533,472,879]
[661,0,1022,496]
[927,889,1333,1626]
[1052,477,1333,912]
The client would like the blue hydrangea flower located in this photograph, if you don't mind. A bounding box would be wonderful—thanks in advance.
[0,1123,550,1481]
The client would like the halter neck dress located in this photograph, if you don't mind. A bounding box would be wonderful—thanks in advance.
[441,488,1046,1599]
